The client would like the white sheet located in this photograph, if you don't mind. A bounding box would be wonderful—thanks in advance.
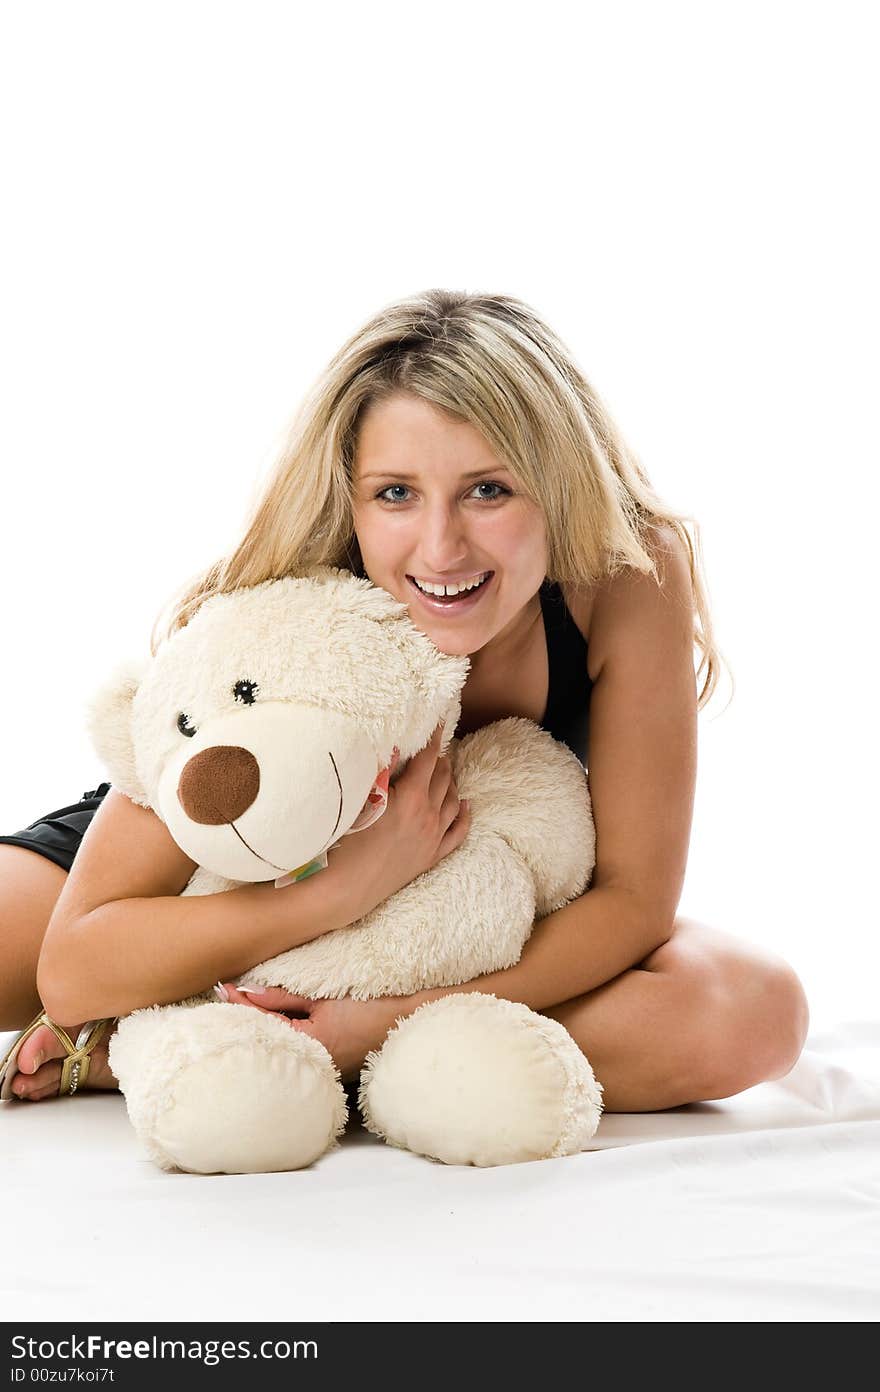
[3,1019,878,1323]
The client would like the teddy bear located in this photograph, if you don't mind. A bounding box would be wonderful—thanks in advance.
[86,566,603,1174]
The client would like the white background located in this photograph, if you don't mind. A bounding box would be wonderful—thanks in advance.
[0,1,876,1029]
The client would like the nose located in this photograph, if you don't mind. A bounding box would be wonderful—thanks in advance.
[178,746,261,824]
[420,501,470,571]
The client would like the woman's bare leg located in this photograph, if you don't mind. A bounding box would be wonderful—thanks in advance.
[5,855,810,1110]
[541,916,810,1112]
[0,845,67,1029]
[0,845,116,1099]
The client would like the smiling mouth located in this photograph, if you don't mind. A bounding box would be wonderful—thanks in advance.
[405,571,494,605]
[226,750,345,869]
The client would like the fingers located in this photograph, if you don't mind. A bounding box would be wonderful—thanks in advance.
[220,984,262,1011]
[219,983,314,1016]
[437,777,461,824]
[400,720,447,777]
[400,721,452,803]
[219,987,298,1025]
[451,796,472,838]
[437,796,471,859]
[424,720,446,760]
[239,987,314,1012]
[428,752,453,802]
[413,723,443,776]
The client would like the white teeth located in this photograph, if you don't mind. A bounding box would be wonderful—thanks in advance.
[412,572,490,597]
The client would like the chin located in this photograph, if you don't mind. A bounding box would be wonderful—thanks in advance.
[431,636,472,656]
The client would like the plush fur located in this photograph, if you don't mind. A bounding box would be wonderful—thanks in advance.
[90,566,603,1173]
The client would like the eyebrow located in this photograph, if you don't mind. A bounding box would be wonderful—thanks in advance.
[358,465,512,483]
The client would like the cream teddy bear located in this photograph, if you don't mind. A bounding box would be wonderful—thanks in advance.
[87,566,603,1174]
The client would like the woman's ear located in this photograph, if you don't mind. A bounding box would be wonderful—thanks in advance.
[84,658,152,807]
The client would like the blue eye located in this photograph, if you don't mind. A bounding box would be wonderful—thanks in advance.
[376,481,510,505]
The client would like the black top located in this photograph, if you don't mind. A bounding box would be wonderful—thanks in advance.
[538,579,592,766]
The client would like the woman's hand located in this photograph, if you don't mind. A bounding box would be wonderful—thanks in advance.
[324,720,471,924]
[218,982,426,1083]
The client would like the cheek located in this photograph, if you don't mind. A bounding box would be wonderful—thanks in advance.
[480,510,545,553]
[353,509,413,555]
[351,507,378,551]
[511,504,549,550]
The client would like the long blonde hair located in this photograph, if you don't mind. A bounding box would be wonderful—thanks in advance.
[152,289,729,709]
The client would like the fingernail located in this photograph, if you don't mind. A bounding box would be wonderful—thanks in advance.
[236,986,268,996]
[30,1050,45,1072]
[213,983,229,1002]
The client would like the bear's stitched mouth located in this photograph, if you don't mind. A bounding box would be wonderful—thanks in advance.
[226,750,345,870]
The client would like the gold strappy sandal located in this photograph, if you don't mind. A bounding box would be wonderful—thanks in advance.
[0,1012,114,1100]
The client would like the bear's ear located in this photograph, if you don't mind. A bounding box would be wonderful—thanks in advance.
[84,658,152,808]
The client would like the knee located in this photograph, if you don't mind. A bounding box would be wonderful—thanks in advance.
[691,957,811,1102]
[767,961,811,1074]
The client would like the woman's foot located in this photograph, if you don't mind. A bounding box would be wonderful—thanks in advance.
[9,1020,118,1100]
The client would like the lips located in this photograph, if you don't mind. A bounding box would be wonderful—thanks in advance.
[405,571,495,611]
[407,571,493,596]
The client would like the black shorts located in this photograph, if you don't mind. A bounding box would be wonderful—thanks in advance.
[0,783,112,874]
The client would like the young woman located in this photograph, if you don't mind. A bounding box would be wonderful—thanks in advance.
[0,289,809,1112]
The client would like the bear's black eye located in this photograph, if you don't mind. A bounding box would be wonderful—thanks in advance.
[233,679,258,705]
[177,713,197,738]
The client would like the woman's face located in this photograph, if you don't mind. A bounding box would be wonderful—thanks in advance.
[351,393,548,658]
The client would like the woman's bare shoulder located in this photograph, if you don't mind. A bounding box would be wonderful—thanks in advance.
[561,525,692,682]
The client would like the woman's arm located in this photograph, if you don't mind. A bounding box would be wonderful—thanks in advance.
[37,722,468,1024]
[222,528,700,1073]
[414,525,699,1012]
[36,789,359,1023]
[413,886,668,1015]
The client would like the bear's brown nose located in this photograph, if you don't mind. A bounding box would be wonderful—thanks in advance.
[177,746,261,824]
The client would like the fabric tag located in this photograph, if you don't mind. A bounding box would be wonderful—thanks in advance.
[274,761,392,888]
[342,761,391,834]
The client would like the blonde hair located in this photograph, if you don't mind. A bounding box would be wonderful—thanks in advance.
[152,289,730,709]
